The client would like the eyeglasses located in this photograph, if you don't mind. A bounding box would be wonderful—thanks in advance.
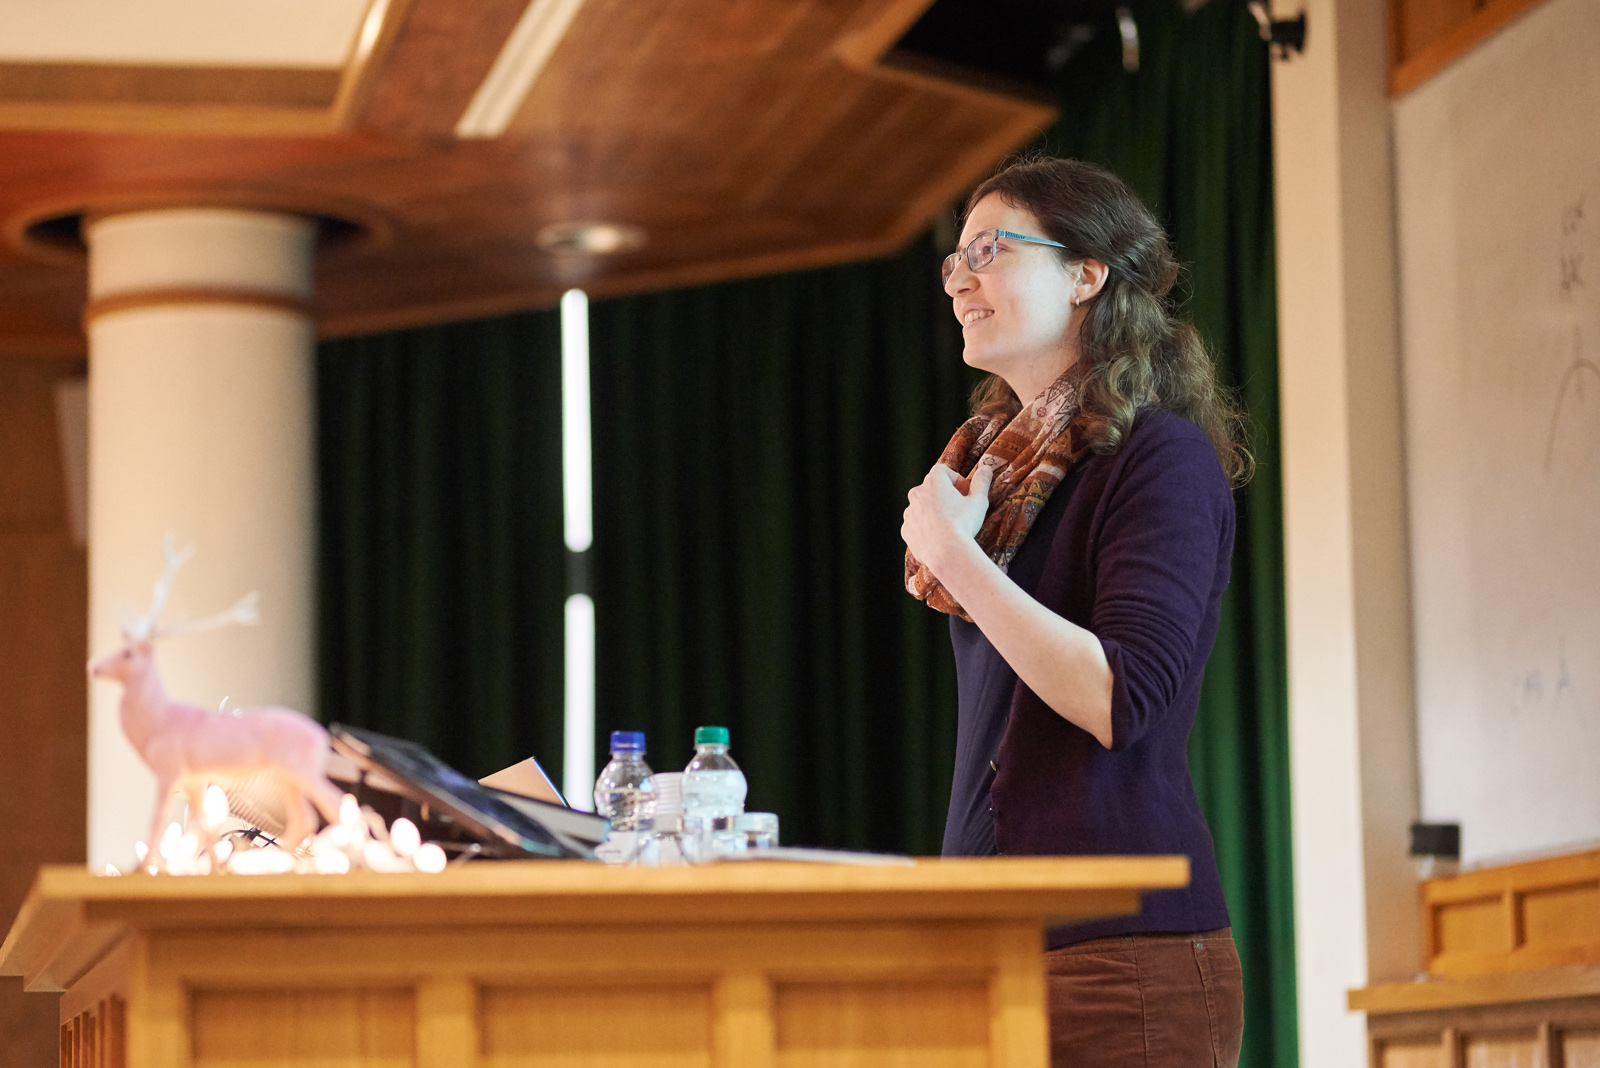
[942,229,1069,284]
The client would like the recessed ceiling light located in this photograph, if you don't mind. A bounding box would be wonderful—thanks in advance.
[536,222,646,256]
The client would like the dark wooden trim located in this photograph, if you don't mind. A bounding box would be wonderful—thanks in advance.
[330,0,419,130]
[84,287,312,325]
[1390,0,1553,95]
[0,62,339,108]
[1351,962,1600,1014]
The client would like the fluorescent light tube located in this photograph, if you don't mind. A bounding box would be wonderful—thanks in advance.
[456,0,588,138]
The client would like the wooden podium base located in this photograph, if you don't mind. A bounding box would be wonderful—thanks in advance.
[5,857,1187,1068]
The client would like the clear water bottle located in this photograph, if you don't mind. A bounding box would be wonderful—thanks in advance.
[682,726,746,859]
[593,731,656,832]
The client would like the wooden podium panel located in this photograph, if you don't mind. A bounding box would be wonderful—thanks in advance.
[3,857,1188,1068]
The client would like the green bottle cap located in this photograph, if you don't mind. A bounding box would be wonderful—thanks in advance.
[694,725,730,746]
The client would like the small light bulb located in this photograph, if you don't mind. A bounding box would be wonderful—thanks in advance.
[159,822,183,861]
[134,841,148,864]
[203,784,230,827]
[413,843,447,873]
[389,818,421,857]
[314,850,351,874]
[339,794,362,828]
[103,863,121,877]
[230,847,296,875]
[363,840,402,873]
[213,839,234,864]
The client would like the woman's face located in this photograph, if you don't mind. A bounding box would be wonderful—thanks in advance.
[944,194,1082,389]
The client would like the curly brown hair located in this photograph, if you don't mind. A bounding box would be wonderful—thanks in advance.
[962,156,1253,486]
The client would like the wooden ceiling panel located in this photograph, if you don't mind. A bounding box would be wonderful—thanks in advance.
[358,0,533,137]
[0,0,1053,354]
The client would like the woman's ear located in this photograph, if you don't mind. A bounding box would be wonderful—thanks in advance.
[1073,258,1112,306]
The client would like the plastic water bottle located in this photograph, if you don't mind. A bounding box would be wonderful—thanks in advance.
[593,731,656,831]
[682,726,746,858]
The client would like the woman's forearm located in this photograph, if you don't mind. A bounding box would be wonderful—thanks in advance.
[929,537,1115,748]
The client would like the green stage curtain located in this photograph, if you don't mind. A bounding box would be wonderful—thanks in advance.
[1043,3,1297,1063]
[586,240,973,853]
[316,312,567,780]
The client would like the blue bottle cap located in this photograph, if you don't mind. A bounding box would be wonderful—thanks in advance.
[609,730,646,752]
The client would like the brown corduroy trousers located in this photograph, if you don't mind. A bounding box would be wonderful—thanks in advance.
[1045,927,1244,1068]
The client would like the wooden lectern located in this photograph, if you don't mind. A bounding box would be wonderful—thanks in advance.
[4,856,1187,1068]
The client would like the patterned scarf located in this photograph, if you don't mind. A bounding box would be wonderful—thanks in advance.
[904,370,1087,621]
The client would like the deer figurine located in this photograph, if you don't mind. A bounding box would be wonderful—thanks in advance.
[89,538,343,866]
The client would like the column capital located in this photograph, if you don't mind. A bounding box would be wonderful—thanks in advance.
[85,207,317,311]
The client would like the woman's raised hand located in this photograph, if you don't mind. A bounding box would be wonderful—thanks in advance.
[902,460,995,576]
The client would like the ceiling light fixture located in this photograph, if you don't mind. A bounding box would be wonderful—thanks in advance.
[456,0,589,139]
[537,222,646,256]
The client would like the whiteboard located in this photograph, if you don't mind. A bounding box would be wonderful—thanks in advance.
[1394,0,1600,867]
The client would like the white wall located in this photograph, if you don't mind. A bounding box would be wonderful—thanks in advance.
[1271,0,1425,1059]
[1393,0,1600,869]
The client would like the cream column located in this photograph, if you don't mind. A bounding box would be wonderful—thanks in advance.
[85,208,317,869]
[1271,0,1424,1060]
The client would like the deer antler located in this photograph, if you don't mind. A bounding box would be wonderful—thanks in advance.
[126,534,194,640]
[155,592,260,639]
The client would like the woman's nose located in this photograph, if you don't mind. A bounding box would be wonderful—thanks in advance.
[944,262,974,297]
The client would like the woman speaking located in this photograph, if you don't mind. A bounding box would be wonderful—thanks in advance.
[901,156,1249,1067]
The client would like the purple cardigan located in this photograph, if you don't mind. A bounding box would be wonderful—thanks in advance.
[989,408,1234,944]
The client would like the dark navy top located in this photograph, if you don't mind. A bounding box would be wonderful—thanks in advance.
[941,467,1077,857]
[938,409,1234,948]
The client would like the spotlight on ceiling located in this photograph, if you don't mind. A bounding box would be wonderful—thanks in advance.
[536,222,646,256]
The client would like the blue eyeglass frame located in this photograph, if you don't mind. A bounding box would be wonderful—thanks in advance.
[942,228,1069,283]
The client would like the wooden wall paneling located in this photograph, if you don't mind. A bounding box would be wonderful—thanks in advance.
[415,977,475,1068]
[1424,851,1600,978]
[59,996,124,1068]
[1567,1030,1600,1067]
[1389,0,1553,94]
[190,988,414,1068]
[1461,1030,1540,1068]
[1380,1039,1449,1068]
[482,984,715,1067]
[0,353,88,1068]
[144,919,1051,1067]
[712,971,775,1068]
[773,981,991,1067]
[1523,884,1600,956]
[1536,1022,1562,1068]
[1356,965,1600,1068]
